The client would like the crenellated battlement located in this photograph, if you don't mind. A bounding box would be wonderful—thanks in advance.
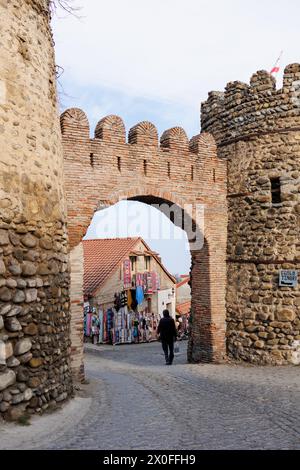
[60,107,227,252]
[60,107,219,160]
[128,121,158,146]
[201,63,300,145]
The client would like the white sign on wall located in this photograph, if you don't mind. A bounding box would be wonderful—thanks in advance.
[279,270,298,287]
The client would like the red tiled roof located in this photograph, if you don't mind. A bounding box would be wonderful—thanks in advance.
[83,237,140,296]
[176,301,191,316]
[176,276,190,289]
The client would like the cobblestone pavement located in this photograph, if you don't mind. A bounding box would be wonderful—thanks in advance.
[1,341,300,450]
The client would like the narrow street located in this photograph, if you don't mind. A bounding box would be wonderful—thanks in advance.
[1,341,300,450]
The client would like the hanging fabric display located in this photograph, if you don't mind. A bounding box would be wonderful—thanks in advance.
[151,272,157,293]
[98,309,104,343]
[143,272,148,291]
[83,267,163,345]
[106,308,114,344]
[123,259,132,289]
[146,272,153,294]
[136,273,144,287]
[136,285,144,305]
[120,291,127,307]
[127,289,133,309]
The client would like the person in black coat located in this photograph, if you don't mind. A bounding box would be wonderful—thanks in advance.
[157,309,177,365]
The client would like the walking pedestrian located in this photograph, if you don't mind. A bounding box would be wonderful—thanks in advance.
[157,309,177,365]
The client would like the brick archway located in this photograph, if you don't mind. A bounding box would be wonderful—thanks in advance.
[61,108,228,380]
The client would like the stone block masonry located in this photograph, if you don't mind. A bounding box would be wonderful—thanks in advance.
[202,64,300,364]
[0,0,73,420]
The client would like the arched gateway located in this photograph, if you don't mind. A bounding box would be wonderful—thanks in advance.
[61,108,228,380]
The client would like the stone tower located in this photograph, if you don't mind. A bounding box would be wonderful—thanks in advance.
[202,64,300,365]
[0,0,72,419]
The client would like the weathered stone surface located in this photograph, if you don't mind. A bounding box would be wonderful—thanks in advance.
[29,396,39,408]
[270,321,287,329]
[17,367,30,382]
[18,352,33,364]
[13,290,26,303]
[22,261,37,276]
[4,403,27,422]
[23,323,38,336]
[6,306,23,317]
[0,369,16,391]
[39,238,53,250]
[29,357,43,368]
[13,248,24,262]
[16,279,27,289]
[0,304,12,316]
[21,233,37,248]
[9,232,20,246]
[6,356,20,367]
[23,388,33,401]
[8,261,21,275]
[276,308,296,322]
[27,377,41,388]
[25,288,38,303]
[5,317,22,332]
[14,338,32,356]
[18,383,26,392]
[24,250,39,262]
[0,259,5,275]
[5,342,13,359]
[11,393,24,405]
[56,392,68,402]
[2,391,11,402]
[0,287,12,302]
[37,263,50,275]
[0,402,10,413]
[0,230,9,246]
[6,278,17,288]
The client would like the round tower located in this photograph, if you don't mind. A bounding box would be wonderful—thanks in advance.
[0,0,72,419]
[202,64,300,365]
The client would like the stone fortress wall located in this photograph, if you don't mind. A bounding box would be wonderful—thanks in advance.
[202,65,300,364]
[0,0,72,420]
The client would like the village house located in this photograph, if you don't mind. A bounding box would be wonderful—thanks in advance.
[83,237,176,345]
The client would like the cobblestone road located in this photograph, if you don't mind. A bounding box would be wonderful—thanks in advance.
[1,341,300,449]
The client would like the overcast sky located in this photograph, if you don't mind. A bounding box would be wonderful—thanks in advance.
[52,0,299,274]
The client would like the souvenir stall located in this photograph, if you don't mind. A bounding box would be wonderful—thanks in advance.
[83,265,162,345]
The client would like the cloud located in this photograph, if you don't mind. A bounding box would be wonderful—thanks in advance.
[85,201,191,274]
[52,0,300,109]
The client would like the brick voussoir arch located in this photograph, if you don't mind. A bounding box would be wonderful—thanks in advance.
[103,187,189,213]
[62,108,228,380]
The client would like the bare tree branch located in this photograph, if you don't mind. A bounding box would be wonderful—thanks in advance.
[49,0,81,18]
